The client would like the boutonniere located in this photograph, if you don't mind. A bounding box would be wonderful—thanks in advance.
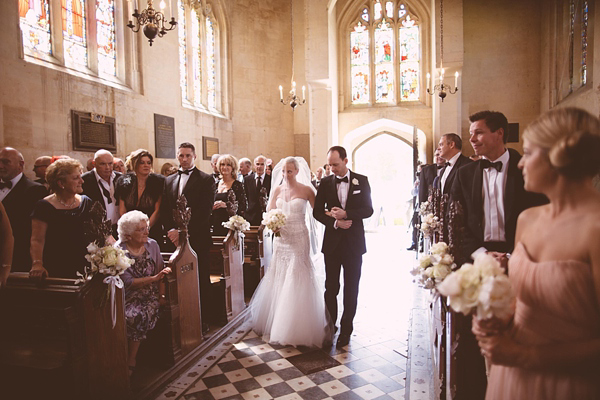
[352,178,359,185]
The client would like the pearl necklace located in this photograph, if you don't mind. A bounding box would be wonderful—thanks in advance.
[55,194,77,208]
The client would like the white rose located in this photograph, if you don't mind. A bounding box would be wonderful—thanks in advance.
[441,254,454,266]
[431,242,448,255]
[432,263,451,281]
[477,275,514,320]
[437,271,462,297]
[419,255,432,269]
[87,242,99,253]
[103,249,118,267]
[461,285,480,310]
[475,253,503,278]
[459,263,481,288]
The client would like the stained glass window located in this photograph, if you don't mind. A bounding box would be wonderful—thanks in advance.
[375,21,393,102]
[191,9,202,107]
[385,1,394,18]
[62,0,88,69]
[19,0,52,55]
[351,22,369,104]
[581,0,588,86]
[178,0,188,101]
[96,0,116,76]
[398,4,406,19]
[400,25,419,101]
[361,7,369,22]
[206,17,216,110]
[374,1,382,20]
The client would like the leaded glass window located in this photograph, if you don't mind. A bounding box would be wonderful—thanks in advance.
[581,0,588,85]
[191,9,202,107]
[62,0,88,69]
[178,0,188,101]
[375,21,393,102]
[96,0,116,76]
[206,16,216,110]
[19,0,52,56]
[351,22,369,104]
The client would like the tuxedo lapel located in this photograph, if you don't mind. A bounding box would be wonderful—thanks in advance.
[346,172,356,207]
[182,168,200,196]
[503,152,520,228]
[471,162,484,239]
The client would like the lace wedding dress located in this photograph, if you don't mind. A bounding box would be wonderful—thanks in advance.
[249,197,331,347]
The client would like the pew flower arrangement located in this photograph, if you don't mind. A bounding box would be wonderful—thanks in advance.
[262,209,287,237]
[437,253,515,320]
[411,242,455,290]
[222,215,251,250]
[419,213,440,239]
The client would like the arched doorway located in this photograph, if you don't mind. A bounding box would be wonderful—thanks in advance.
[352,132,414,230]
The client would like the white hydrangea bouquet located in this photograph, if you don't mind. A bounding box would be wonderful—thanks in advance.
[437,253,515,320]
[262,209,287,237]
[411,242,455,290]
[222,215,251,232]
[76,242,134,328]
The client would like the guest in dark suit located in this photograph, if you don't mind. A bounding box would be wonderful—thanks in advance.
[418,148,445,205]
[312,167,324,189]
[162,142,215,327]
[33,156,51,188]
[213,154,248,235]
[437,133,472,195]
[210,153,221,184]
[238,157,252,182]
[314,146,373,348]
[81,149,121,238]
[244,155,271,226]
[0,147,48,272]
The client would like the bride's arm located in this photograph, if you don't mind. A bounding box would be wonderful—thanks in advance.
[307,186,316,209]
[266,186,281,211]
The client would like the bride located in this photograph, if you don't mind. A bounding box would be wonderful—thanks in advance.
[249,156,332,347]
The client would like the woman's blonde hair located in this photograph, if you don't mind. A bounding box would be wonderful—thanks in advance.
[524,107,600,179]
[125,149,154,173]
[46,158,83,192]
[217,154,239,179]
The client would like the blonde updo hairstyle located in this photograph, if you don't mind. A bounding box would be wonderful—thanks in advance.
[125,149,154,173]
[524,107,600,179]
[45,158,83,192]
[217,154,239,179]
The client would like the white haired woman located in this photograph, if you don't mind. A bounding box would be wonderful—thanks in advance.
[116,210,171,375]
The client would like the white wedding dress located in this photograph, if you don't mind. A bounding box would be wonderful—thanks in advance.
[249,197,331,347]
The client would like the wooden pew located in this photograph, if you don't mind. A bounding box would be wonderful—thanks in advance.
[209,230,245,324]
[0,273,129,400]
[243,226,262,299]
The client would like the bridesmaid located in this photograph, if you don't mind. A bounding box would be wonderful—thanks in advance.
[474,107,600,399]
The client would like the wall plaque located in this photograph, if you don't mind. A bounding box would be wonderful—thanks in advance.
[507,123,520,143]
[71,110,116,152]
[203,137,219,160]
[154,114,176,159]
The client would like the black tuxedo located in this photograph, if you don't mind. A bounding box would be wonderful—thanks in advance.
[244,172,271,226]
[81,170,121,212]
[314,172,373,335]
[451,148,547,260]
[418,163,439,204]
[439,154,472,195]
[162,167,215,322]
[1,175,48,271]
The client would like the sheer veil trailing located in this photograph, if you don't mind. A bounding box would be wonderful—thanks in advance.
[268,157,321,260]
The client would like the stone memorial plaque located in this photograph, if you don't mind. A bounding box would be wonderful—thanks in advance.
[507,122,519,143]
[71,110,116,152]
[154,114,176,159]
[203,136,219,160]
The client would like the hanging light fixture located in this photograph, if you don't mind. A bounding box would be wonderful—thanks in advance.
[278,0,306,111]
[127,0,177,46]
[426,0,458,101]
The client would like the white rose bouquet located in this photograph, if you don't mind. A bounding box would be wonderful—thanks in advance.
[222,215,251,232]
[419,213,440,239]
[262,209,287,237]
[419,201,430,216]
[411,242,455,290]
[437,253,515,320]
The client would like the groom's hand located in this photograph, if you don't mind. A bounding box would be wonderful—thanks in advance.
[330,207,347,220]
[336,220,352,229]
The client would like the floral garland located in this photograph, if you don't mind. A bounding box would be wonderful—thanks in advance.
[417,201,441,239]
[411,241,455,290]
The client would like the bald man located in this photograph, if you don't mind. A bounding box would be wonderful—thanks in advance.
[82,150,121,234]
[0,147,48,271]
[33,156,52,187]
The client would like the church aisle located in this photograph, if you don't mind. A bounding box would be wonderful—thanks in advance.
[155,227,428,400]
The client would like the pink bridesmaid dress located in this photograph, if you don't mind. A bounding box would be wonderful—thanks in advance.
[486,243,600,399]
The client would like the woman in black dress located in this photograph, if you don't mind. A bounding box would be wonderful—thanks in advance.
[29,158,93,280]
[115,149,165,244]
[211,154,247,235]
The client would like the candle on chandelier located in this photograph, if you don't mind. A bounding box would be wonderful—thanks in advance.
[426,73,430,91]
[302,85,306,101]
[440,68,445,84]
[454,71,459,88]
[134,0,138,11]
[279,85,283,101]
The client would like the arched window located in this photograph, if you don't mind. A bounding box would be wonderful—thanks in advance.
[178,0,222,113]
[349,1,422,106]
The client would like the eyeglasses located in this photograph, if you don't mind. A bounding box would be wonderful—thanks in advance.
[134,226,150,233]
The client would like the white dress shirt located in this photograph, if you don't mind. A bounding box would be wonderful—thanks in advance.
[256,172,266,187]
[0,172,23,202]
[178,165,196,196]
[93,169,119,224]
[440,152,462,192]
[336,170,351,210]
[482,150,510,242]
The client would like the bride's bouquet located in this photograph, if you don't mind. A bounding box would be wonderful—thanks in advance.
[437,253,515,320]
[222,215,251,232]
[262,209,287,237]
[410,242,455,290]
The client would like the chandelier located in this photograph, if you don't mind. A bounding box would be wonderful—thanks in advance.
[426,0,458,102]
[127,0,177,46]
[278,0,306,111]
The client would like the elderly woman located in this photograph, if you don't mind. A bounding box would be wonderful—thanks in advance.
[29,158,93,279]
[116,210,171,375]
[211,154,247,236]
[115,149,165,243]
[0,202,14,288]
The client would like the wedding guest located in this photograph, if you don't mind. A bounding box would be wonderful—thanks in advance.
[312,167,324,189]
[33,156,52,187]
[86,158,94,172]
[323,163,332,177]
[213,154,247,235]
[238,157,252,182]
[244,154,271,226]
[29,158,93,280]
[474,107,600,400]
[160,162,177,177]
[115,149,165,244]
[437,133,472,194]
[210,153,220,183]
[82,149,121,237]
[418,148,444,205]
[113,157,126,173]
[0,147,48,272]
[0,202,14,288]
[265,158,273,176]
[116,210,171,375]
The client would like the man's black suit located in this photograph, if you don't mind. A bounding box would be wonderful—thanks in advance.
[439,154,472,195]
[81,170,121,209]
[2,175,47,271]
[244,172,271,226]
[314,172,373,335]
[418,163,439,204]
[162,168,215,322]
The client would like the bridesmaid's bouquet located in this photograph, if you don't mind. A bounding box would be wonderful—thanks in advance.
[411,242,455,289]
[222,215,251,232]
[262,209,287,237]
[437,253,515,320]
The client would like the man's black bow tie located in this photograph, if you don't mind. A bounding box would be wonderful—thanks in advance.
[481,159,503,172]
[178,169,191,175]
[335,176,349,184]
[0,180,12,189]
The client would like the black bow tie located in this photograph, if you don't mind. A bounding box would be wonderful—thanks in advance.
[481,159,503,172]
[178,169,192,175]
[0,180,12,189]
[437,163,449,169]
[335,176,349,184]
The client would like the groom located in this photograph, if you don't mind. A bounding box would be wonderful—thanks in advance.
[314,146,373,348]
